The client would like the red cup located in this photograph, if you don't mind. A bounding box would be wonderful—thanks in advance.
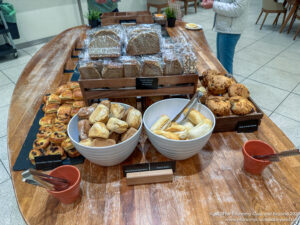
[243,140,275,175]
[47,165,81,204]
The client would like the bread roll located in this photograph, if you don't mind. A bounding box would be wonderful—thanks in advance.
[150,115,170,131]
[181,120,194,130]
[79,138,93,147]
[165,123,186,132]
[89,122,109,139]
[126,108,142,129]
[174,130,189,140]
[101,100,111,109]
[184,109,206,125]
[89,104,109,124]
[109,132,120,143]
[188,120,212,139]
[92,138,116,147]
[121,127,137,142]
[78,106,95,119]
[154,130,180,140]
[110,103,125,119]
[106,118,128,134]
[78,119,91,140]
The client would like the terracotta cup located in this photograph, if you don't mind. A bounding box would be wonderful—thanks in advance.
[48,165,81,204]
[243,140,275,175]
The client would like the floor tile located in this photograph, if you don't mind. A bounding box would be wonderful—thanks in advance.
[2,159,10,176]
[235,47,275,67]
[244,40,287,55]
[0,50,31,71]
[275,93,300,122]
[0,83,15,108]
[293,83,300,95]
[242,79,290,111]
[270,113,300,147]
[260,107,272,117]
[22,43,45,56]
[0,179,26,225]
[260,31,295,47]
[0,161,9,183]
[233,58,262,77]
[249,66,300,92]
[235,37,257,52]
[0,105,9,137]
[0,136,8,161]
[1,63,27,84]
[232,74,246,83]
[266,55,300,77]
[0,71,12,87]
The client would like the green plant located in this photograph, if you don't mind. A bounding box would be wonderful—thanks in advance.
[165,7,176,19]
[86,10,100,21]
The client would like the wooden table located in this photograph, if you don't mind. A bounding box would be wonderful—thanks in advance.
[8,22,299,225]
[280,0,300,32]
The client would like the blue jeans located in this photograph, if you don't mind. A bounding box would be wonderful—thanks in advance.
[216,33,241,74]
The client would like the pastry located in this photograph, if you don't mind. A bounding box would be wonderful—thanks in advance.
[55,84,69,95]
[181,120,194,130]
[61,138,74,151]
[110,103,125,119]
[100,100,111,109]
[29,148,46,165]
[151,115,170,131]
[102,62,123,78]
[71,107,80,117]
[46,145,65,159]
[121,127,137,142]
[48,94,61,104]
[37,126,52,138]
[54,117,70,124]
[43,95,49,104]
[142,59,163,77]
[89,104,109,124]
[228,83,250,98]
[154,130,180,140]
[67,81,80,90]
[53,123,67,133]
[73,101,85,108]
[49,131,67,144]
[33,137,50,149]
[44,103,60,114]
[72,88,83,101]
[109,132,120,143]
[39,116,53,127]
[188,120,212,139]
[106,117,128,134]
[44,113,57,118]
[92,138,116,147]
[59,89,73,101]
[65,148,81,158]
[57,104,72,119]
[207,75,233,95]
[126,108,142,129]
[89,122,110,139]
[206,96,231,116]
[126,31,160,56]
[78,119,91,140]
[165,123,186,132]
[79,62,101,79]
[184,108,206,125]
[230,96,256,115]
[78,106,95,119]
[79,138,93,147]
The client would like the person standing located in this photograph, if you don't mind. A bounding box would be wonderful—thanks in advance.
[87,0,120,14]
[201,0,248,74]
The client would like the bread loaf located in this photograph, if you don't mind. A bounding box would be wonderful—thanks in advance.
[163,51,183,75]
[102,61,123,78]
[88,36,121,59]
[78,62,101,79]
[142,58,163,77]
[123,58,141,77]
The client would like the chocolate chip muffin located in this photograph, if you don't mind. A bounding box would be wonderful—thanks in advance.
[206,96,231,116]
[230,96,256,115]
[207,76,234,95]
[228,83,250,98]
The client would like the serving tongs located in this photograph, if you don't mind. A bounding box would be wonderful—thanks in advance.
[22,169,70,191]
[252,148,300,162]
[162,91,202,130]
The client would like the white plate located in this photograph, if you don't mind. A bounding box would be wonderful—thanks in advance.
[185,23,202,30]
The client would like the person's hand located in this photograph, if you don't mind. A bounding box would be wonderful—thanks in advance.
[95,0,107,4]
[201,0,214,9]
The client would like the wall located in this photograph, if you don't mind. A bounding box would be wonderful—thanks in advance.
[8,0,147,44]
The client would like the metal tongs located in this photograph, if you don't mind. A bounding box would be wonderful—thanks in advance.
[163,91,202,130]
[252,148,300,162]
[22,169,70,191]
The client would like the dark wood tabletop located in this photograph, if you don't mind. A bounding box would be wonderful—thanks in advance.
[7,22,299,225]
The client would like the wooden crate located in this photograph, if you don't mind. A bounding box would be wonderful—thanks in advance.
[79,74,198,105]
[101,11,154,26]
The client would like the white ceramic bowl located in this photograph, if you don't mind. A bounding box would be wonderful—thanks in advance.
[68,103,142,166]
[143,98,215,160]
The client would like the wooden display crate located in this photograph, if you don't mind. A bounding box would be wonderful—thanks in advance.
[79,74,198,105]
[101,11,154,26]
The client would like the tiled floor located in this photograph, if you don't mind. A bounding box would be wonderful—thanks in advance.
[0,1,299,224]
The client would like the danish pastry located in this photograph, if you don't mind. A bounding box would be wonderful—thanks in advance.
[45,103,60,114]
[89,104,109,124]
[72,101,85,108]
[89,122,110,139]
[121,127,137,142]
[57,104,72,119]
[228,83,250,98]
[230,96,256,115]
[37,126,52,138]
[71,107,80,117]
[53,123,67,133]
[78,119,91,140]
[39,116,54,127]
[54,116,70,124]
[55,84,69,95]
[65,148,81,158]
[206,96,231,116]
[61,138,74,151]
[126,108,142,129]
[48,94,61,104]
[59,89,73,101]
[33,137,50,149]
[72,88,83,101]
[67,81,80,90]
[49,131,67,144]
[106,117,128,134]
[110,103,125,119]
[29,148,46,165]
[46,145,65,159]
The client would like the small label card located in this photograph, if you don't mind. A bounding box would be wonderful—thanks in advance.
[236,120,259,133]
[136,77,158,89]
[35,155,62,170]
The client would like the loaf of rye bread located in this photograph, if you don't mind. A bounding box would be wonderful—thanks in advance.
[102,61,124,79]
[78,62,101,79]
[88,36,121,59]
[123,58,141,77]
[163,51,183,75]
[141,58,163,77]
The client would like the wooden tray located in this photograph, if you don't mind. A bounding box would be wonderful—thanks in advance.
[79,74,198,105]
[101,11,154,26]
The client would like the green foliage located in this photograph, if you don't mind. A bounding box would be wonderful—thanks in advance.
[86,10,100,21]
[165,7,176,19]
